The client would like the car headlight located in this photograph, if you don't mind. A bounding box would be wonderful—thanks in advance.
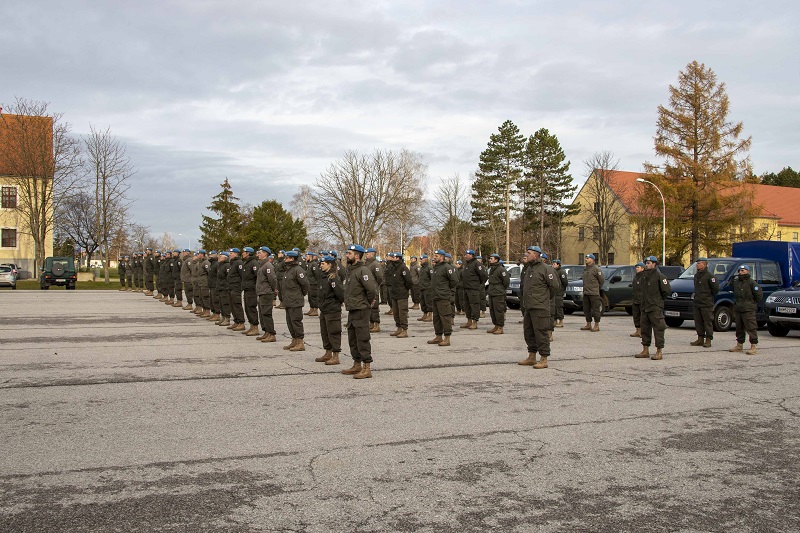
[766,295,776,303]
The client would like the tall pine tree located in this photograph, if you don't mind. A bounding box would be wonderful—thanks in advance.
[239,200,308,251]
[199,178,243,251]
[517,128,578,252]
[471,120,525,259]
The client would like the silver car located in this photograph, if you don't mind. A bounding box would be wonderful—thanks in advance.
[0,265,17,289]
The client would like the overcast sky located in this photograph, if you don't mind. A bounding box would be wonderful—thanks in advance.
[3,0,798,247]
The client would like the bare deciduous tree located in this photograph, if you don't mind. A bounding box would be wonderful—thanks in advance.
[428,173,474,256]
[85,125,135,282]
[0,98,83,271]
[580,151,629,265]
[312,149,426,247]
[57,190,100,267]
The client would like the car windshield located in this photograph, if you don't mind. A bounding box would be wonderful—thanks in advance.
[563,265,585,281]
[679,260,736,279]
[600,266,618,278]
[506,265,521,278]
[0,266,11,273]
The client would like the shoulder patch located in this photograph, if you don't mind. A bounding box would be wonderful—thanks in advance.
[402,271,407,275]
[501,272,506,277]
[548,274,553,279]
[662,278,668,284]
[711,277,716,282]
[299,273,305,278]
[238,264,243,269]
[331,281,335,288]
[754,286,759,291]
[363,275,369,281]
[447,269,453,274]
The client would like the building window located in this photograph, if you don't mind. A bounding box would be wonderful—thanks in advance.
[593,202,600,214]
[592,226,600,240]
[1,187,17,209]
[1,228,17,248]
[777,231,782,241]
[578,227,585,241]
[578,253,584,264]
[794,232,799,242]
[607,253,615,265]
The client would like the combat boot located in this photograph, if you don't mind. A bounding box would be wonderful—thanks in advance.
[307,308,319,317]
[244,325,259,336]
[630,328,641,338]
[390,327,402,336]
[165,298,173,305]
[353,362,372,379]
[651,348,663,360]
[438,335,450,346]
[341,361,362,375]
[315,350,332,362]
[703,338,712,348]
[417,313,426,321]
[427,335,443,345]
[201,310,212,318]
[219,317,231,327]
[486,325,498,334]
[172,301,183,308]
[283,338,298,350]
[729,343,744,352]
[182,303,193,310]
[411,303,419,310]
[145,290,153,296]
[231,323,246,332]
[385,308,393,315]
[635,346,650,358]
[580,322,592,330]
[423,313,433,322]
[396,329,408,338]
[591,322,600,332]
[260,334,276,343]
[518,353,537,366]
[325,353,340,365]
[460,320,471,329]
[690,337,704,346]
[746,344,758,355]
[371,323,381,333]
[533,356,548,369]
[289,339,305,351]
[256,331,268,341]
[208,313,219,322]
[555,320,564,328]
[468,320,477,330]
[480,311,485,318]
[493,327,504,335]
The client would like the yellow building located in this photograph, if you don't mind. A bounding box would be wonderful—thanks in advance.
[0,112,54,277]
[562,170,800,267]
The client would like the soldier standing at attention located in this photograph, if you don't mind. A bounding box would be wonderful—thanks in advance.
[552,259,568,328]
[518,246,559,369]
[143,248,154,296]
[216,252,232,327]
[635,256,671,361]
[629,262,645,338]
[729,265,761,355]
[690,257,720,348]
[180,250,194,310]
[477,255,487,318]
[314,255,345,365]
[275,250,286,309]
[409,256,421,310]
[281,250,309,351]
[160,251,173,303]
[581,254,604,332]
[454,260,465,316]
[486,253,510,334]
[227,248,246,331]
[152,250,162,298]
[255,247,278,343]
[207,251,220,322]
[191,252,204,315]
[241,247,260,336]
[418,255,433,322]
[365,247,383,332]
[342,245,378,379]
[171,249,184,308]
[427,249,458,347]
[304,251,321,317]
[383,253,396,316]
[541,252,557,340]
[118,256,127,291]
[460,249,487,330]
[387,252,413,338]
[131,253,141,292]
[195,250,211,318]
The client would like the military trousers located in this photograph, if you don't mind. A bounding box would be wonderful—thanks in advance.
[632,303,642,328]
[523,308,552,356]
[433,299,454,336]
[166,278,175,298]
[192,282,201,305]
[119,275,126,288]
[308,288,319,310]
[380,284,389,305]
[133,272,140,289]
[219,290,231,318]
[641,308,667,349]
[479,286,487,312]
[320,311,342,352]
[734,309,758,345]
[370,299,381,325]
[347,308,372,363]
[243,289,258,325]
[392,298,409,329]
[173,280,183,301]
[257,294,276,334]
[126,274,133,289]
[455,288,465,312]
[209,288,219,314]
[183,282,193,305]
[583,294,603,323]
[464,289,481,321]
[489,295,507,327]
[145,273,154,292]
[229,290,244,324]
[421,289,432,313]
[555,295,565,321]
[411,284,420,304]
[198,287,210,310]
[693,305,715,340]
[285,306,304,339]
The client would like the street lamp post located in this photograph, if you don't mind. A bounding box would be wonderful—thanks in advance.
[177,233,192,251]
[636,178,666,263]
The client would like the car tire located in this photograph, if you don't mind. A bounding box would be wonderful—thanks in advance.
[564,308,574,315]
[713,305,733,332]
[767,321,790,337]
[625,306,633,316]
[41,285,49,290]
[665,317,684,328]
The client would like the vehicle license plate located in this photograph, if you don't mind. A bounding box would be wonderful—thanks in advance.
[664,310,680,317]
[56,278,65,282]
[777,306,797,314]
[506,290,512,294]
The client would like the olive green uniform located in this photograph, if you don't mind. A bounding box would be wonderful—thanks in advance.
[430,261,458,337]
[256,259,278,335]
[632,270,644,329]
[732,273,761,345]
[227,255,244,324]
[522,260,559,356]
[282,261,309,339]
[388,259,413,329]
[640,268,671,349]
[318,269,345,353]
[582,263,604,323]
[366,257,383,325]
[693,268,720,340]
[487,262,510,327]
[344,260,378,364]
[461,257,488,322]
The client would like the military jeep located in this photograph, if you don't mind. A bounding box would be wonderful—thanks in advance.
[40,256,77,290]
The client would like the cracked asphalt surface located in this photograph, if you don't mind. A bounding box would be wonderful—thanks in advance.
[2,291,799,532]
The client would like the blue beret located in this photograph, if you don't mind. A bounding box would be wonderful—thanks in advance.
[456,260,462,264]
[646,255,658,263]
[435,249,446,255]
[220,251,230,257]
[329,250,338,257]
[444,252,452,258]
[230,248,241,253]
[541,253,549,260]
[348,244,365,253]
[421,254,428,259]
[260,246,271,254]
[209,250,217,255]
[321,255,336,263]
[465,249,475,255]
[635,262,645,268]
[173,249,181,253]
[528,246,542,253]
[155,250,161,253]
[198,249,206,254]
[489,253,500,259]
[586,253,595,259]
[696,257,708,262]
[285,250,299,258]
[183,249,190,253]
[146,247,152,251]
[738,264,750,271]
[306,251,317,256]
[243,246,255,253]
[292,247,300,252]
[366,247,376,253]
[553,259,561,264]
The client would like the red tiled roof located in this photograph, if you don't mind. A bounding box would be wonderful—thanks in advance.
[599,170,800,227]
[0,113,54,176]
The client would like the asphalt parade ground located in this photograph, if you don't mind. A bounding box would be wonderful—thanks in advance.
[2,291,800,532]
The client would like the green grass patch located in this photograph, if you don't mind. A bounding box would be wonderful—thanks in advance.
[16,280,126,290]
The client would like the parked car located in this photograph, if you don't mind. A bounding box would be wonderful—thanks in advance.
[658,265,685,280]
[0,265,17,289]
[765,281,800,337]
[40,256,78,290]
